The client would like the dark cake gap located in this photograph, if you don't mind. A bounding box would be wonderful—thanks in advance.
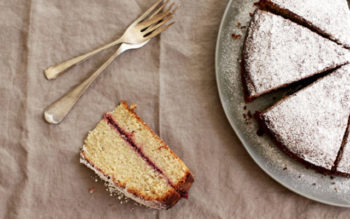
[245,65,343,107]
[332,115,350,173]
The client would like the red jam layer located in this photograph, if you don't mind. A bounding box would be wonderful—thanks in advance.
[104,113,186,198]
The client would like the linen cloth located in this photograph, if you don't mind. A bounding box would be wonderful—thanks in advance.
[1,0,349,218]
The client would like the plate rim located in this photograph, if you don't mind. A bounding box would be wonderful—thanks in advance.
[214,0,350,208]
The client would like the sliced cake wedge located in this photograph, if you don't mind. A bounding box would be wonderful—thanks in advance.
[243,10,350,101]
[259,0,350,48]
[258,65,350,173]
[80,102,194,209]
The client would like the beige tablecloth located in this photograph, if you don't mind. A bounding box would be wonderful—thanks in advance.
[1,0,350,218]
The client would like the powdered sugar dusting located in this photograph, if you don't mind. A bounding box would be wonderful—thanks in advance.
[337,120,350,174]
[216,0,350,205]
[244,10,350,99]
[261,65,350,170]
[269,0,350,48]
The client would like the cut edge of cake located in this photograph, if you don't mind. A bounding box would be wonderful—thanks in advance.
[80,101,194,209]
[80,152,180,209]
[109,101,194,196]
[334,116,350,176]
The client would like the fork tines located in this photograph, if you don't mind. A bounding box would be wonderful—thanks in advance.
[136,0,178,39]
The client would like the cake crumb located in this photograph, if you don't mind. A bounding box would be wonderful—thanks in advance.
[334,187,338,192]
[232,33,242,40]
[283,167,287,171]
[157,145,167,151]
[249,12,254,17]
[247,111,252,119]
[331,182,336,185]
[130,104,137,110]
[89,187,95,194]
[312,183,316,186]
[236,22,241,28]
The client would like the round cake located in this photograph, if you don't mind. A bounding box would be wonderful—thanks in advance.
[242,2,350,176]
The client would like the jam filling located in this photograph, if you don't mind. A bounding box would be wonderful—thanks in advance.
[179,191,189,199]
[104,113,186,198]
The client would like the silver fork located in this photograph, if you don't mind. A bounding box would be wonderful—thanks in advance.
[44,0,175,80]
[43,1,176,124]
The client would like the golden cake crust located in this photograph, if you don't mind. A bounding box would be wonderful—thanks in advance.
[119,101,194,195]
[80,101,194,209]
[81,150,181,209]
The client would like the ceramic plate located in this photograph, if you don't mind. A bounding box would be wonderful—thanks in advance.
[215,0,350,207]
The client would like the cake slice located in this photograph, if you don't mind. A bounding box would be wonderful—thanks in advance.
[335,117,350,176]
[243,10,350,101]
[259,0,350,48]
[258,65,350,172]
[80,102,194,209]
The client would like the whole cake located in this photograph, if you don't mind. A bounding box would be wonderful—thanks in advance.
[258,0,350,48]
[258,65,350,173]
[243,9,350,101]
[80,102,194,209]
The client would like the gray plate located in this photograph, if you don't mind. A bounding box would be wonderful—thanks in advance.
[215,0,350,207]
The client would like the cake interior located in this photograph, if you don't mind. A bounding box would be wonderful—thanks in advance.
[80,102,194,208]
[81,119,176,202]
[109,102,193,194]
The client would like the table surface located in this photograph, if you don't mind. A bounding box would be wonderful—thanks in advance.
[1,0,350,218]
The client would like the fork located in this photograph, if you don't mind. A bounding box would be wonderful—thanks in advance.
[43,1,176,124]
[44,0,175,80]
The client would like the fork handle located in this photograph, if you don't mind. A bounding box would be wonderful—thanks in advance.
[44,38,123,80]
[43,44,127,124]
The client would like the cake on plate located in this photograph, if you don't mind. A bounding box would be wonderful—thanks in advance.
[243,9,350,101]
[258,65,350,173]
[80,102,194,209]
[258,0,350,48]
